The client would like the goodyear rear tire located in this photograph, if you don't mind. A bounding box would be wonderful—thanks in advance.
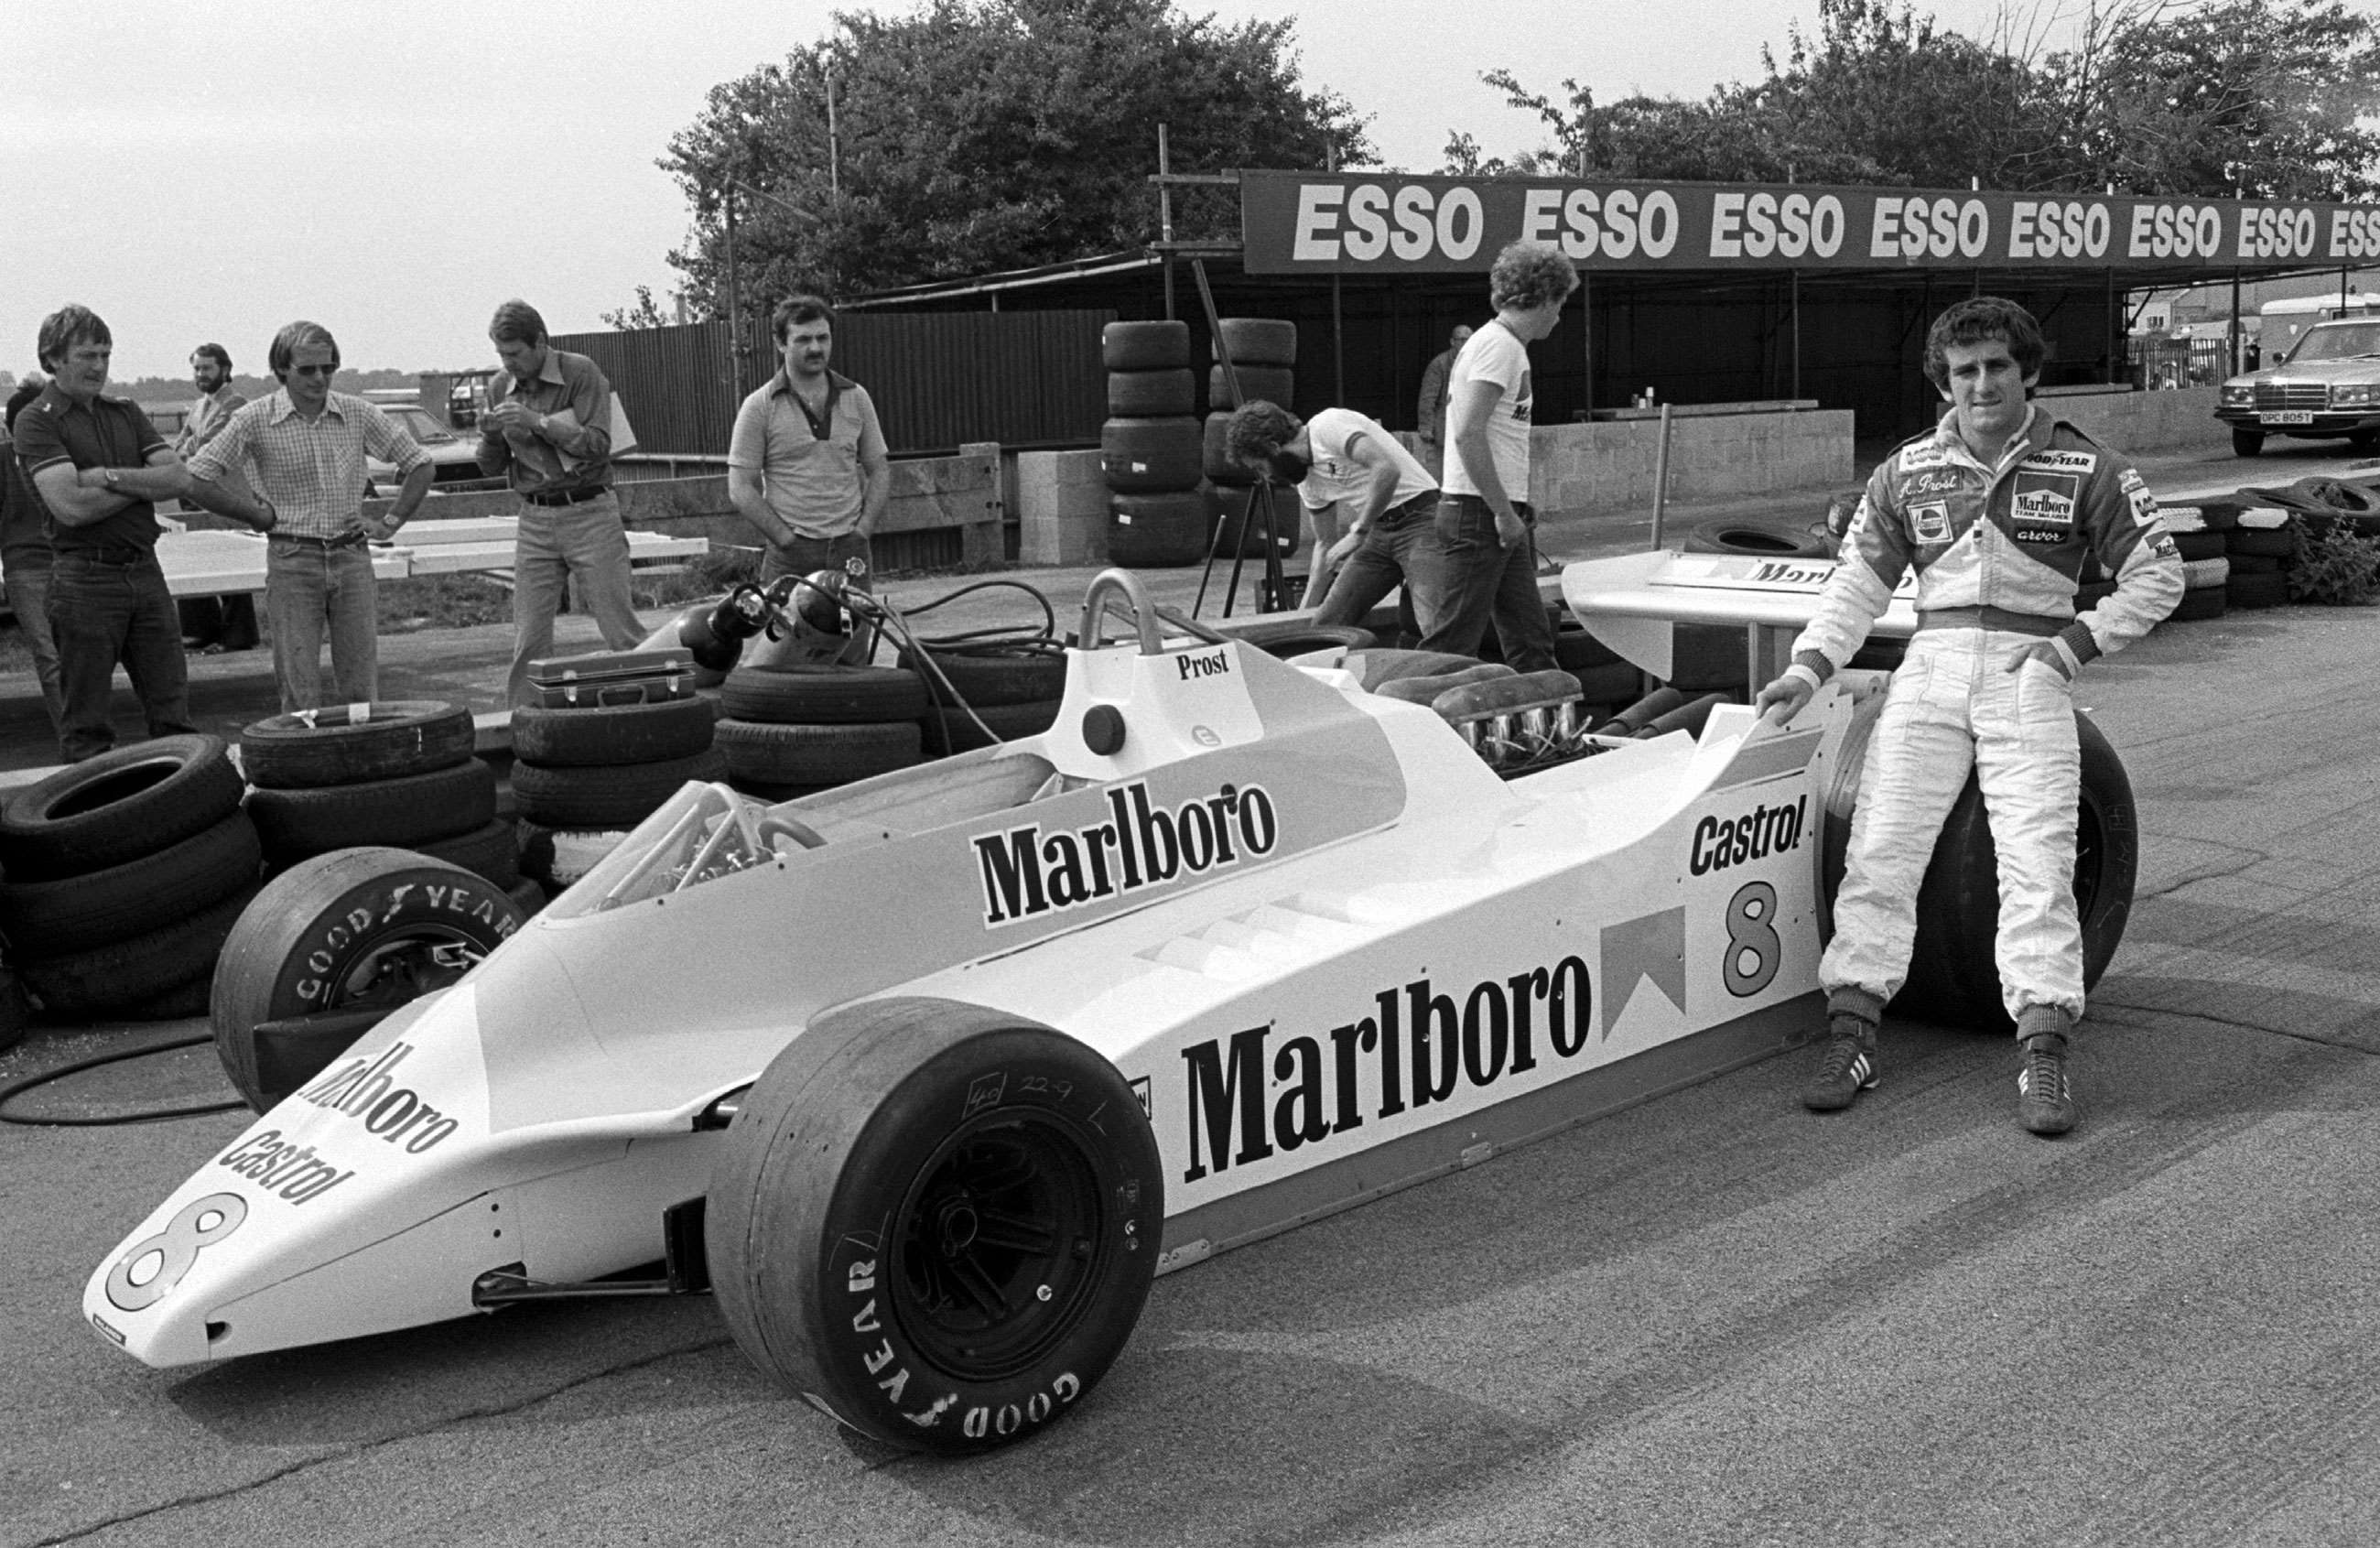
[211,849,527,1110]
[1820,703,2137,1033]
[708,999,1162,1455]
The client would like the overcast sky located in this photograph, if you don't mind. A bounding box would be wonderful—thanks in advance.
[1,0,2086,383]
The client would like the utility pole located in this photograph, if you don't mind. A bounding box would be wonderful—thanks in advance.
[723,184,744,403]
[826,60,840,199]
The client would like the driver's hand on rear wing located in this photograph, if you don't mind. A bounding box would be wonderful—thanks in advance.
[1754,663,1822,727]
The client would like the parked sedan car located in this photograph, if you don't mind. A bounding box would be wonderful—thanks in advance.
[2215,317,2380,457]
[365,404,493,490]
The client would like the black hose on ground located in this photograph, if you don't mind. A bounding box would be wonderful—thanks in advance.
[0,1029,244,1126]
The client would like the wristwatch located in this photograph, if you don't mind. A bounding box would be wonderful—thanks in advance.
[102,467,121,490]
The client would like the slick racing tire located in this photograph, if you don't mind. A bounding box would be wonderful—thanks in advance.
[1682,518,1834,560]
[1100,320,1189,373]
[211,849,528,1111]
[510,696,715,766]
[1106,369,1195,418]
[709,998,1163,1456]
[240,701,476,789]
[1819,701,2137,1034]
[1206,364,1293,413]
[0,734,243,881]
[1216,317,1298,369]
[0,810,261,958]
[1107,492,1209,568]
[1099,418,1202,494]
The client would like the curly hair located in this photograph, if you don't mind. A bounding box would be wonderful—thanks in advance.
[1222,400,1300,473]
[1923,297,2046,390]
[1488,242,1579,314]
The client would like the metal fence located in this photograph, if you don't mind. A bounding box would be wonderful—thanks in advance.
[549,309,1113,459]
[2126,336,2234,389]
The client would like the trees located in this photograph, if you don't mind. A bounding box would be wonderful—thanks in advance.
[644,0,1370,316]
[1457,0,2380,200]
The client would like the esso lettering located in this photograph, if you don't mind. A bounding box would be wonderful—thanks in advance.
[1293,181,1484,264]
[1547,187,1679,261]
[2008,200,2110,260]
[1872,197,1990,261]
[2331,207,2380,260]
[2126,202,2223,260]
[1710,192,1844,260]
[2237,205,2317,260]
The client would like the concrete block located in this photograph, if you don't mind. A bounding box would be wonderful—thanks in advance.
[1017,449,1111,566]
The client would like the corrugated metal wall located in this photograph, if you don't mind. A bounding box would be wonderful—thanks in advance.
[549,310,1112,459]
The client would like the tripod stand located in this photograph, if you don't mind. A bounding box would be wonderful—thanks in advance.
[1186,256,1296,619]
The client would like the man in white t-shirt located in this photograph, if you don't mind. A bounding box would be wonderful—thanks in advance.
[1416,241,1578,673]
[1223,399,1441,637]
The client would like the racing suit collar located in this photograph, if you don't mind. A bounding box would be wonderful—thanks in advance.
[1931,401,2045,476]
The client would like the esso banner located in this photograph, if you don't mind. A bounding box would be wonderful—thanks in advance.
[1239,170,2380,276]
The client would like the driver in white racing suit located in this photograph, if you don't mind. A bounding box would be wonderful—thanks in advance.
[1754,298,2182,1136]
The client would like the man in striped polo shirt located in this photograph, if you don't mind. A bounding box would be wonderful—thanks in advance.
[187,321,433,709]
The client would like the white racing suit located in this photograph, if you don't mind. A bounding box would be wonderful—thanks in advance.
[1788,407,2182,1031]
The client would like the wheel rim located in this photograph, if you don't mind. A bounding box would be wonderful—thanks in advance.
[322,926,492,1013]
[889,1111,1108,1381]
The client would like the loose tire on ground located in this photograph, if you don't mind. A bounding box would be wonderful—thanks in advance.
[240,702,475,789]
[511,747,730,829]
[0,810,261,958]
[211,850,528,1110]
[511,697,716,766]
[20,886,256,1021]
[715,719,923,786]
[0,734,244,881]
[1819,703,2137,1034]
[246,760,499,859]
[720,665,930,726]
[708,998,1163,1455]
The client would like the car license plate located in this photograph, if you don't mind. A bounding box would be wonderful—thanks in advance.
[2264,411,2316,425]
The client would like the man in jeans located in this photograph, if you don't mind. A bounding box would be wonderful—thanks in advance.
[170,341,259,654]
[12,306,222,762]
[1221,398,1441,643]
[728,295,889,602]
[1416,241,1574,675]
[187,321,433,709]
[477,298,645,707]
[2,378,62,736]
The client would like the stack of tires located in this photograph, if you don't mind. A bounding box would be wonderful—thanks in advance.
[1102,321,1206,567]
[902,644,1072,756]
[2161,503,2237,621]
[715,664,925,799]
[243,704,515,890]
[1203,319,1302,566]
[513,697,724,893]
[2223,504,2293,612]
[0,735,261,1020]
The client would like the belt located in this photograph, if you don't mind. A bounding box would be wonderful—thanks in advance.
[1914,605,2065,638]
[524,485,608,508]
[269,530,367,549]
[54,547,153,567]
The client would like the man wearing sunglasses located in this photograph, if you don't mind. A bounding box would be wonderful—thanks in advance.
[185,321,431,709]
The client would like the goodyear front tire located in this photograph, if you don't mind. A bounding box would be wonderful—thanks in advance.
[709,999,1162,1455]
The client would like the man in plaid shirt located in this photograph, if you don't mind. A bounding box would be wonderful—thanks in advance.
[187,321,433,709]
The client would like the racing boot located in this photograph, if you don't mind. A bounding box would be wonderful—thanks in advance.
[2015,1008,2079,1136]
[1802,1011,1879,1112]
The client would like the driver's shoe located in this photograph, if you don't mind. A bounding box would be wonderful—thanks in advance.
[2017,1032,2078,1136]
[1801,1017,1878,1112]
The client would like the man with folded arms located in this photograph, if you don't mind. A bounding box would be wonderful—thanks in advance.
[188,320,431,709]
[477,298,645,707]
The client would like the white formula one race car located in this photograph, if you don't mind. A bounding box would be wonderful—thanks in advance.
[85,568,2137,1454]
